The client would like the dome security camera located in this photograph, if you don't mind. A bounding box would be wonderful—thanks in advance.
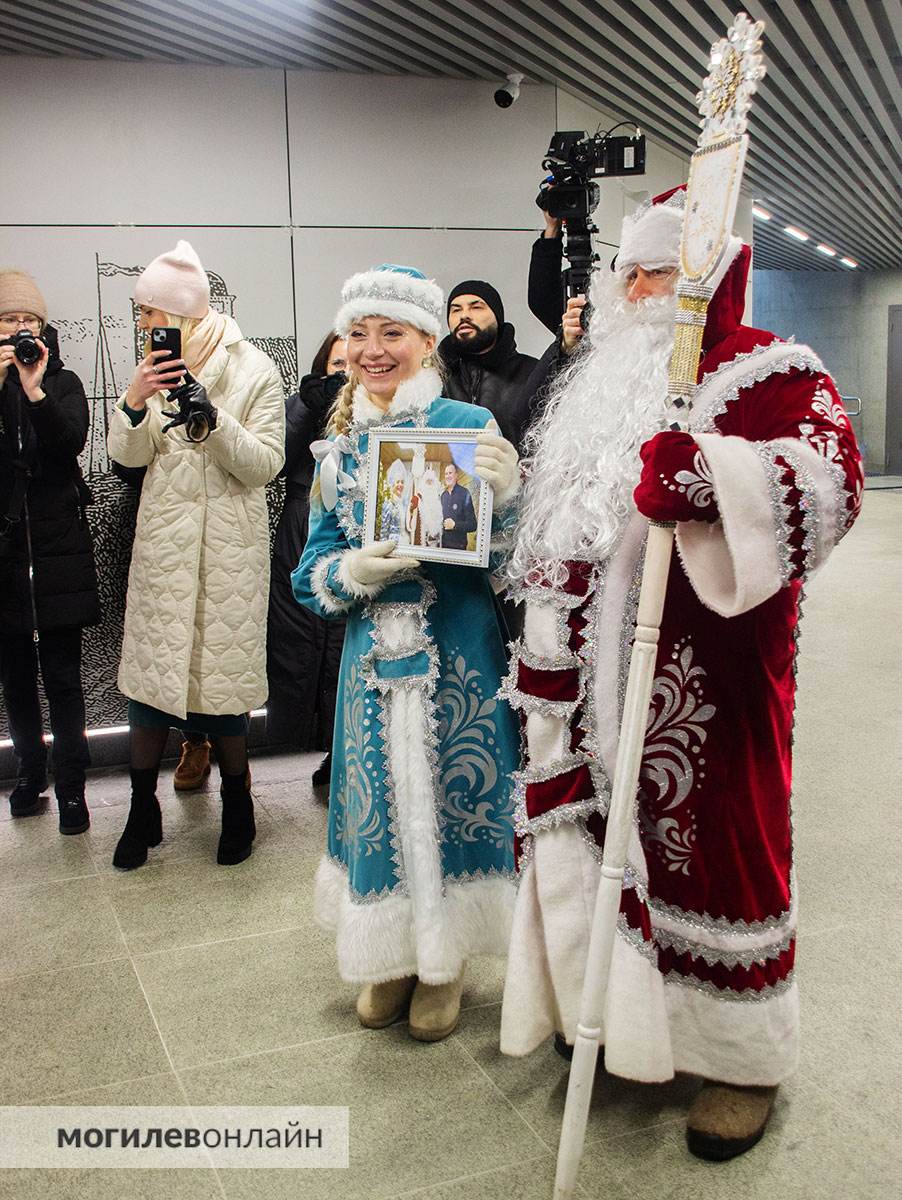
[494,72,524,109]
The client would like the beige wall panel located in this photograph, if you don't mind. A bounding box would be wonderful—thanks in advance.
[1,59,289,226]
[288,72,556,230]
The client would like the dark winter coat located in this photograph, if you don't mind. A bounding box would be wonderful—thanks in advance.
[283,372,344,488]
[0,325,100,634]
[438,323,538,454]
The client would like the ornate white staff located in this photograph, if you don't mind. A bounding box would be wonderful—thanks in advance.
[552,14,766,1198]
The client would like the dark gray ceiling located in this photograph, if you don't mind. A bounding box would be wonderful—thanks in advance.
[2,1,899,271]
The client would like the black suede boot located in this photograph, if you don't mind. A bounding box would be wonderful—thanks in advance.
[218,771,255,866]
[9,772,48,817]
[112,767,162,870]
[58,792,90,835]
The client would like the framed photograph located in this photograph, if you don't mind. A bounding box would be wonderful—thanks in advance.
[363,428,494,568]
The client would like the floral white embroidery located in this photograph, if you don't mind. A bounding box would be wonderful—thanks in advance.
[639,640,716,876]
[810,381,851,429]
[674,450,715,509]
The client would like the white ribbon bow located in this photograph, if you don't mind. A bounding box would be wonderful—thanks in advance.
[310,436,355,511]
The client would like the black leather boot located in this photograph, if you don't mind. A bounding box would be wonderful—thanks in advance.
[112,768,162,870]
[9,772,48,817]
[58,792,90,835]
[217,771,255,866]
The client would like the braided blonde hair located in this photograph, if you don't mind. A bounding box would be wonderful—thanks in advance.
[326,374,357,437]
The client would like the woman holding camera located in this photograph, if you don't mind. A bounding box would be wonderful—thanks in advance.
[0,271,99,833]
[108,240,284,870]
[265,331,348,792]
[292,265,520,1042]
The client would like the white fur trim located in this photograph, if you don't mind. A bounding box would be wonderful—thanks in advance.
[707,234,744,293]
[593,516,647,778]
[315,856,515,985]
[523,602,560,658]
[525,711,568,769]
[351,367,442,426]
[336,270,444,338]
[665,978,799,1085]
[310,551,356,614]
[676,433,783,618]
[618,199,683,271]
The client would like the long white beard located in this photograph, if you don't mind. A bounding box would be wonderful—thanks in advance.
[508,271,676,588]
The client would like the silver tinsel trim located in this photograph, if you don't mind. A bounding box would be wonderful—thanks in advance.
[661,969,794,1004]
[691,344,825,433]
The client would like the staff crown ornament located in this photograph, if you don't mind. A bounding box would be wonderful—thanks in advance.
[697,11,766,145]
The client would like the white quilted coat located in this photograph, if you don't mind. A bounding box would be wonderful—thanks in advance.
[108,318,285,719]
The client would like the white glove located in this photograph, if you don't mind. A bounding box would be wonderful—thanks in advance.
[475,422,520,504]
[339,541,420,597]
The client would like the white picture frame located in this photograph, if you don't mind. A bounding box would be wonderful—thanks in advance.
[363,428,493,569]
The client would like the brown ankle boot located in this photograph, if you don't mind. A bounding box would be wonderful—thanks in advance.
[408,972,465,1042]
[173,738,212,791]
[686,1080,778,1161]
[356,976,418,1029]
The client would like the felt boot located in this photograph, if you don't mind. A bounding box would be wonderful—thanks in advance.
[686,1081,778,1161]
[409,972,465,1042]
[217,771,255,865]
[356,976,418,1029]
[112,768,162,870]
[9,772,48,817]
[173,737,212,791]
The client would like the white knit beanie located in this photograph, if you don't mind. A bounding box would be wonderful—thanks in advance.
[134,240,210,318]
[335,265,443,338]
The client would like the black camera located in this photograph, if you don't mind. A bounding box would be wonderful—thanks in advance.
[538,128,647,305]
[0,330,43,367]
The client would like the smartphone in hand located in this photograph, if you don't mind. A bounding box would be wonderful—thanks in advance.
[151,326,182,363]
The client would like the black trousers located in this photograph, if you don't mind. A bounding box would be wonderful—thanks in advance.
[0,627,91,797]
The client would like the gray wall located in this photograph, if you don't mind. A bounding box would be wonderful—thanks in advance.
[753,268,902,472]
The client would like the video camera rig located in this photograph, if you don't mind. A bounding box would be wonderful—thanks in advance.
[537,127,646,301]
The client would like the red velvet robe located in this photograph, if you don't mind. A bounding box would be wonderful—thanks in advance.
[499,250,863,1084]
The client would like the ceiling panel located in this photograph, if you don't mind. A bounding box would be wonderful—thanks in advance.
[2,0,897,271]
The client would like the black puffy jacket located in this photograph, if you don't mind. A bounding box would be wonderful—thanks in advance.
[0,325,100,633]
[438,323,538,454]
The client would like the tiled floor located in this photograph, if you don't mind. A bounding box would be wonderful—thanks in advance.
[1,492,899,1198]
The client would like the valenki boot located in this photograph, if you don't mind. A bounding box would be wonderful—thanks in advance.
[112,768,162,869]
[686,1081,779,1161]
[217,771,256,865]
[409,971,465,1042]
[356,976,418,1029]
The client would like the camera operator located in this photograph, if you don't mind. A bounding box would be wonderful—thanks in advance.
[0,271,99,833]
[108,241,284,871]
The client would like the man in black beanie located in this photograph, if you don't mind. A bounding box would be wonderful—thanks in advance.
[438,280,537,454]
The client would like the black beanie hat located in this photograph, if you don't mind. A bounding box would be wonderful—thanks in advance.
[447,280,504,328]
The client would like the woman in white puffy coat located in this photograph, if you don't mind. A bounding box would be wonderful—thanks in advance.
[107,241,284,869]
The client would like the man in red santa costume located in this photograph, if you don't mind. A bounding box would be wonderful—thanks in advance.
[499,186,863,1160]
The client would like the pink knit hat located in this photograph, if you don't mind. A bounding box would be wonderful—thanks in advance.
[134,240,210,318]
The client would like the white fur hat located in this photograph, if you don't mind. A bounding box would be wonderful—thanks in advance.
[335,264,443,338]
[617,188,685,272]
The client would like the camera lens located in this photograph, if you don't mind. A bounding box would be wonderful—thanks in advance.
[494,88,514,108]
[13,332,41,366]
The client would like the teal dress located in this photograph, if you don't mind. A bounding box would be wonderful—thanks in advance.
[292,378,519,985]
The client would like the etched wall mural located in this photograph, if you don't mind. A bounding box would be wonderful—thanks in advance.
[0,244,295,737]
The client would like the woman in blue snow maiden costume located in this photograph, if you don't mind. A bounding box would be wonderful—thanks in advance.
[292,265,521,1042]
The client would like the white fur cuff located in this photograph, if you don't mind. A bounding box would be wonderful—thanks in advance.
[310,551,356,615]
